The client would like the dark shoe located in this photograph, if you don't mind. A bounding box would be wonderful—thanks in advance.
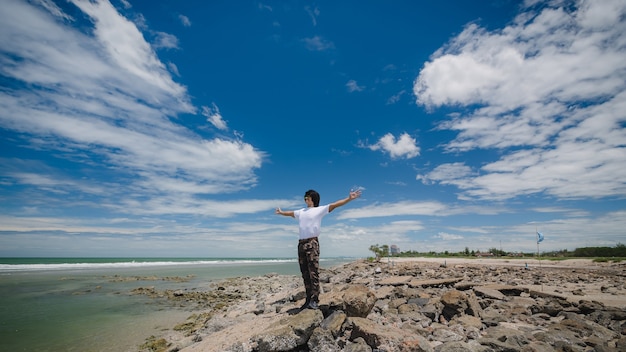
[299,297,311,310]
[306,301,319,310]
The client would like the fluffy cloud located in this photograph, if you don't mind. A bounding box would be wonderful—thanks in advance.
[414,0,626,200]
[368,133,420,159]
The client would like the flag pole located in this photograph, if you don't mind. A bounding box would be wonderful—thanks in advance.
[536,229,544,270]
[536,226,542,291]
[536,226,539,258]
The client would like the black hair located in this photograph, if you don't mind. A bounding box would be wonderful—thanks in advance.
[305,189,320,207]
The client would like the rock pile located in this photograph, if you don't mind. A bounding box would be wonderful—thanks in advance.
[141,260,626,352]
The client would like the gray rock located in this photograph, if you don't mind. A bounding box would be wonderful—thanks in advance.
[253,301,265,315]
[349,317,433,352]
[473,286,506,300]
[433,340,491,352]
[344,337,372,352]
[441,290,469,320]
[308,326,342,352]
[320,310,346,338]
[466,291,483,318]
[254,308,323,352]
[450,315,483,330]
[432,327,464,342]
[407,297,430,307]
[533,326,588,351]
[420,303,440,321]
[409,277,464,288]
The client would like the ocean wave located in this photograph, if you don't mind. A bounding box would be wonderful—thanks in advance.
[0,258,299,272]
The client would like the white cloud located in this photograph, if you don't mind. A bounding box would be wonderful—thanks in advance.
[417,162,473,186]
[414,0,626,200]
[258,3,273,12]
[436,232,464,241]
[415,4,626,110]
[446,226,490,234]
[0,0,264,209]
[386,90,406,105]
[202,103,229,131]
[153,31,179,49]
[305,5,319,26]
[338,200,449,219]
[117,196,292,218]
[346,79,364,92]
[33,0,73,20]
[168,62,180,76]
[178,14,191,27]
[338,200,506,220]
[368,133,420,159]
[302,36,334,51]
[1,203,624,257]
[69,0,189,99]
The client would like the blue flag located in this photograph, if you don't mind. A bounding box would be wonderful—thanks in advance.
[537,231,544,243]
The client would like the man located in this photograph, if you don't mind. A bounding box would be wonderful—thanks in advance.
[275,189,361,310]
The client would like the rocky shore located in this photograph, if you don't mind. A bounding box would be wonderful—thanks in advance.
[136,258,626,352]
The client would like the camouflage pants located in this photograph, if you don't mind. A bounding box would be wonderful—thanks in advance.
[298,237,320,302]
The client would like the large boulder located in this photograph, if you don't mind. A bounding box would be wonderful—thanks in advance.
[440,290,469,321]
[254,309,323,352]
[349,317,433,352]
[320,310,347,337]
[342,285,377,318]
[307,310,348,352]
[307,327,341,352]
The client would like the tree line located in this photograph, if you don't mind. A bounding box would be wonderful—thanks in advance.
[368,243,626,260]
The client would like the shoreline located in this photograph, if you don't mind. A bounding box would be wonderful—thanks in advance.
[0,260,316,352]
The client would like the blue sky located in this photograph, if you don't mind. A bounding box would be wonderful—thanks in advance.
[1,0,625,258]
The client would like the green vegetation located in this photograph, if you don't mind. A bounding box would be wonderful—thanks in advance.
[368,244,389,261]
[573,244,626,257]
[368,243,626,262]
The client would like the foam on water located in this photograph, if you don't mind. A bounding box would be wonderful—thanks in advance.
[0,258,299,272]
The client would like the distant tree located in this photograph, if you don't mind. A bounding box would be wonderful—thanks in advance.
[369,245,381,260]
[573,244,626,257]
[488,247,507,257]
[369,244,389,261]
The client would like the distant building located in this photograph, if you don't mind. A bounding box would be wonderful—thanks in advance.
[390,245,400,255]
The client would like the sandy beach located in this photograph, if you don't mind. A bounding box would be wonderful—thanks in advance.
[389,257,601,268]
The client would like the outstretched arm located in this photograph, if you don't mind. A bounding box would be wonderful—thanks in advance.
[329,190,361,212]
[275,207,295,218]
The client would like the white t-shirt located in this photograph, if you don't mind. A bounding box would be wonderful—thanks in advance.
[294,204,330,240]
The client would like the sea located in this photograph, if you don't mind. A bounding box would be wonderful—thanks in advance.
[0,257,354,352]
